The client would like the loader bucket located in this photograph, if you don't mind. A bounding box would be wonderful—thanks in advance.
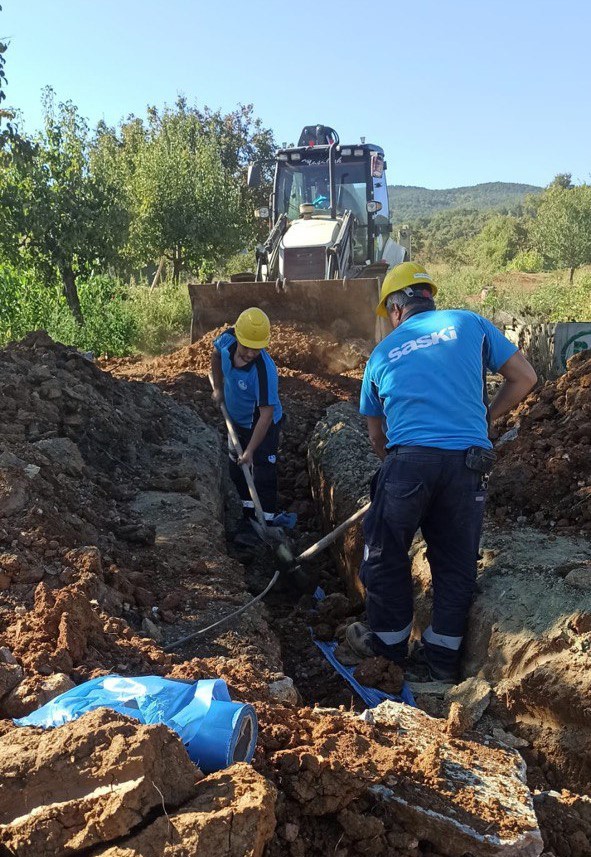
[188,278,390,344]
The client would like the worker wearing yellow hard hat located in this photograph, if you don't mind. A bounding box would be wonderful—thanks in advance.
[234,307,271,349]
[346,260,537,683]
[211,307,284,546]
[375,261,438,318]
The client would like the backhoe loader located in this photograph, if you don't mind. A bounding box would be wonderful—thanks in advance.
[188,125,407,343]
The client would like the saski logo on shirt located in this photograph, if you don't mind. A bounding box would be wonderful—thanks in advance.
[388,326,457,363]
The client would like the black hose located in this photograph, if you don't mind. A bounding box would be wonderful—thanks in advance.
[163,570,280,653]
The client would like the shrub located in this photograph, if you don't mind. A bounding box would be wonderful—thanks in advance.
[508,250,544,273]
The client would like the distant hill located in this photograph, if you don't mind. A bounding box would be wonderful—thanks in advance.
[388,182,543,223]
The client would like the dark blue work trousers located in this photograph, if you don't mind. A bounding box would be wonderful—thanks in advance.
[229,421,281,519]
[359,446,487,676]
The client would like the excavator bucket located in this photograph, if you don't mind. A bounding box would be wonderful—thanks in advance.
[188,278,390,345]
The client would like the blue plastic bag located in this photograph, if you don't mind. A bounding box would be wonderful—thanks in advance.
[15,675,257,774]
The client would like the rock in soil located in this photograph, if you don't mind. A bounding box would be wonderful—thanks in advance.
[353,656,404,695]
[96,763,276,857]
[0,708,199,856]
[257,700,543,857]
[445,676,492,735]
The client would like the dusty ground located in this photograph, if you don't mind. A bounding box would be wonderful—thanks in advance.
[489,349,591,532]
[0,324,588,856]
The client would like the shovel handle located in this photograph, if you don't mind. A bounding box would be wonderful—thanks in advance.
[208,372,268,530]
[296,501,371,563]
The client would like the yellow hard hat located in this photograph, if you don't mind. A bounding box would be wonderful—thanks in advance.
[235,307,271,349]
[376,261,437,318]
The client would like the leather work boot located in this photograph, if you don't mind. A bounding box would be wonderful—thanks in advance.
[345,622,375,658]
[408,643,457,684]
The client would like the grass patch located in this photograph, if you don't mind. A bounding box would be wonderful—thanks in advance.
[128,282,192,354]
[425,262,591,322]
[0,265,192,357]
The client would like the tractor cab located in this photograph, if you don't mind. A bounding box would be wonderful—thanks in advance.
[272,125,392,272]
[187,125,407,349]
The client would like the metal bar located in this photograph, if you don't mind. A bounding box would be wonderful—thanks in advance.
[329,142,337,220]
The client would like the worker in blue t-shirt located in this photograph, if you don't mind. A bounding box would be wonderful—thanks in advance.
[346,262,537,682]
[211,307,283,547]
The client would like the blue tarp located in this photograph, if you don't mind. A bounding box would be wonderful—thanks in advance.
[312,638,416,708]
[15,675,257,774]
[312,587,415,709]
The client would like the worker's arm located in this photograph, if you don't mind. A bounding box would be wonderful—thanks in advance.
[238,406,274,467]
[489,351,537,423]
[367,416,388,461]
[211,349,224,403]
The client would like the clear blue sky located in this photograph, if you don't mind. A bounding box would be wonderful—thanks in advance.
[2,0,590,189]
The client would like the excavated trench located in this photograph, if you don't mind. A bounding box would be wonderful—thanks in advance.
[109,325,591,853]
[0,327,590,856]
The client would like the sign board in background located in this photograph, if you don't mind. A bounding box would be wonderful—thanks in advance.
[503,321,591,378]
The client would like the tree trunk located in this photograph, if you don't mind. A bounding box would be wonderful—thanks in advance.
[569,267,575,284]
[61,266,84,325]
[172,247,183,285]
[150,256,166,290]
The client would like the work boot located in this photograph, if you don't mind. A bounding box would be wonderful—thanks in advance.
[426,663,458,684]
[345,622,375,658]
[412,642,458,683]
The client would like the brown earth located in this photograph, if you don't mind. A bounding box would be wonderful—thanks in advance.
[489,349,591,533]
[309,397,591,855]
[0,323,587,856]
[0,708,199,856]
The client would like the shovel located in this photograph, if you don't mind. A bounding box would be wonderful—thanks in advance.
[208,373,294,565]
[279,501,371,589]
[164,500,371,652]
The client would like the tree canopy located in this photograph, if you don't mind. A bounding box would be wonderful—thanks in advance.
[0,90,128,322]
[0,91,275,320]
[532,183,591,282]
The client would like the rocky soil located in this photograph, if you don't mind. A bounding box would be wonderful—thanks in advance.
[309,397,591,854]
[1,326,588,856]
[489,349,591,533]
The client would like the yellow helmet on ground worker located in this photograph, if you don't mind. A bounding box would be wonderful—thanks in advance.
[235,307,271,349]
[376,262,438,318]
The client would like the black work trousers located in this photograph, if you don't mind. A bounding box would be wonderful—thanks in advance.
[228,421,281,520]
[359,446,487,676]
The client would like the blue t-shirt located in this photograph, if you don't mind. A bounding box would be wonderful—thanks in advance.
[213,328,282,429]
[360,309,518,450]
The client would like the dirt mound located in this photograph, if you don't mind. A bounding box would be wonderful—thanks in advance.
[258,700,542,857]
[106,321,370,379]
[1,575,172,717]
[534,790,591,857]
[0,708,199,856]
[489,350,591,532]
[0,331,284,720]
[98,763,276,857]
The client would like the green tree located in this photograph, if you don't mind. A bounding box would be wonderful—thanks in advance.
[468,215,527,270]
[0,4,15,144]
[0,6,6,112]
[532,183,591,283]
[0,89,129,322]
[550,172,573,190]
[105,99,275,282]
